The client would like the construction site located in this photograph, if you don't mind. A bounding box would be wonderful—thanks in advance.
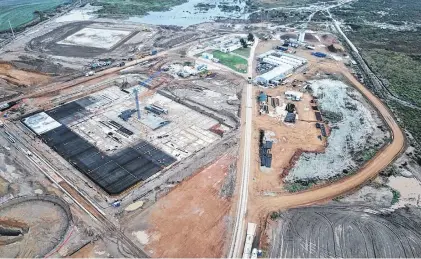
[1,0,421,258]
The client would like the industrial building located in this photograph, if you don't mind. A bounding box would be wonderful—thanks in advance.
[256,50,307,86]
[220,43,242,53]
[255,64,294,85]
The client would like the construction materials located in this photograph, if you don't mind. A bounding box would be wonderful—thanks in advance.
[312,52,327,58]
[259,135,273,168]
[242,222,257,259]
[145,104,168,115]
[315,111,322,121]
[284,112,296,123]
[118,109,137,121]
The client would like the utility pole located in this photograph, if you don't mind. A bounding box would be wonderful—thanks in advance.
[8,20,15,38]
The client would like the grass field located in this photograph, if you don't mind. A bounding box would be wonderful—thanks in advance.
[232,47,251,58]
[94,0,187,16]
[212,50,248,73]
[0,0,68,32]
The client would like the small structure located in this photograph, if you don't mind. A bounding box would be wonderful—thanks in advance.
[315,111,322,121]
[284,112,296,123]
[202,52,213,59]
[258,92,268,104]
[139,113,170,130]
[285,91,303,101]
[145,104,168,115]
[118,109,137,121]
[196,64,207,71]
[220,43,242,53]
[312,52,327,58]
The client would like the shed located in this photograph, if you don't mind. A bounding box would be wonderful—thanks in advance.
[285,91,303,101]
[284,112,296,123]
[202,52,213,59]
[315,111,322,121]
[264,140,273,149]
[258,92,268,103]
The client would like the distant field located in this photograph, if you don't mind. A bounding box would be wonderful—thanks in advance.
[212,50,248,73]
[93,0,187,16]
[0,0,69,32]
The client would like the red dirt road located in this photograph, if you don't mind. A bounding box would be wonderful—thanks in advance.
[248,64,405,220]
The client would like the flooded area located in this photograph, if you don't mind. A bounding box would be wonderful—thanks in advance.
[128,0,248,27]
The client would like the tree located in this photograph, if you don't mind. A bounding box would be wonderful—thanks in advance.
[247,33,254,42]
[240,38,247,48]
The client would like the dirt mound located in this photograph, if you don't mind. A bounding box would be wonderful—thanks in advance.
[327,43,344,53]
[304,33,318,42]
[0,62,50,86]
[280,33,298,40]
[0,196,71,257]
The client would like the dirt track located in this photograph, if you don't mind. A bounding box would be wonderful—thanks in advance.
[0,63,50,86]
[248,62,405,220]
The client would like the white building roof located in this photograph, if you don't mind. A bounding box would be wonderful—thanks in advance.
[22,112,62,135]
[285,91,303,98]
[257,50,276,59]
[256,63,294,81]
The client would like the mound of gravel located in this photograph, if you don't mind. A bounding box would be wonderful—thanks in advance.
[286,79,386,182]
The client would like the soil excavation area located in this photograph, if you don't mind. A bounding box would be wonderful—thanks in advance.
[0,198,70,258]
[253,88,325,193]
[267,206,421,258]
[0,63,50,86]
[246,48,404,226]
[122,155,235,258]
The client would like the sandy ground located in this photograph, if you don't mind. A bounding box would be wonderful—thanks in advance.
[0,200,69,257]
[122,155,235,258]
[388,176,421,208]
[252,88,325,193]
[0,63,50,86]
[243,37,405,233]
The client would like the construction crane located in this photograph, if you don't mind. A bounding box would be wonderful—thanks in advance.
[131,69,163,120]
[133,88,141,120]
[139,70,162,88]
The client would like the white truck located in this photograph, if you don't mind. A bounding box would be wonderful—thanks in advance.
[85,71,95,77]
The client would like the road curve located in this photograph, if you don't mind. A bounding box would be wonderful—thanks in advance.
[250,66,405,219]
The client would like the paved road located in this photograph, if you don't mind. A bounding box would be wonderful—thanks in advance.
[229,37,258,258]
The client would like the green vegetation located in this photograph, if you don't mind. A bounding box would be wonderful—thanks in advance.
[0,0,68,32]
[212,50,248,73]
[284,182,313,193]
[270,211,280,220]
[332,0,421,24]
[389,101,421,145]
[362,49,421,107]
[93,0,187,17]
[391,188,401,205]
[232,47,251,58]
[362,149,377,161]
[333,0,421,159]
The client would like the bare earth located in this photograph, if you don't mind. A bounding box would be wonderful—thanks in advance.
[0,63,50,86]
[142,155,235,257]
